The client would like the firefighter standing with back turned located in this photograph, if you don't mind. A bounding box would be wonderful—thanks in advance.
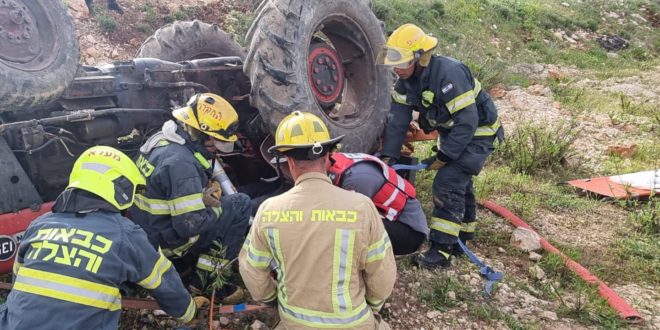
[0,146,202,330]
[377,24,504,269]
[130,93,251,297]
[240,111,396,329]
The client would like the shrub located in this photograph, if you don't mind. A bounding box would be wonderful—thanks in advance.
[494,120,579,175]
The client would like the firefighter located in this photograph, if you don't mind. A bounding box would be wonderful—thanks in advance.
[377,24,504,269]
[0,146,202,329]
[327,152,429,255]
[130,93,251,295]
[239,111,396,329]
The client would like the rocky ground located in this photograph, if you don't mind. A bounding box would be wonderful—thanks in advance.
[63,1,658,329]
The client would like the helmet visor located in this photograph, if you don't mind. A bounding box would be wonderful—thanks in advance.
[377,46,415,69]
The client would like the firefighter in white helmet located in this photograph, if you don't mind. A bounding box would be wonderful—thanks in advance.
[240,111,396,329]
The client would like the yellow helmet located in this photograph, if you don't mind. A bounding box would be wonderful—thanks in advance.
[377,23,438,68]
[67,146,146,210]
[172,93,240,142]
[267,111,344,158]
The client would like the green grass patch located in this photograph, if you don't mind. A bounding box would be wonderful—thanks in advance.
[418,271,476,311]
[601,140,659,175]
[94,9,117,33]
[535,253,624,328]
[224,10,256,47]
[468,302,537,329]
[492,120,579,176]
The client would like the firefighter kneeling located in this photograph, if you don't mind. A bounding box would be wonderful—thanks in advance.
[240,111,396,329]
[0,146,204,330]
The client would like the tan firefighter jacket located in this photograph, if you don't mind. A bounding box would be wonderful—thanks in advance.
[239,172,396,329]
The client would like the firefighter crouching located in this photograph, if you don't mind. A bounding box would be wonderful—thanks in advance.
[0,146,203,330]
[239,111,396,329]
[270,151,430,256]
[328,152,430,255]
[129,93,251,296]
[377,24,504,269]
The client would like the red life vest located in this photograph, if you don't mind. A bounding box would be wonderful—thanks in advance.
[328,153,417,221]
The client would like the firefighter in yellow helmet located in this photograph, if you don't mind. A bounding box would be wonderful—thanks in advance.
[1,146,205,329]
[130,93,251,299]
[239,111,396,329]
[378,24,504,269]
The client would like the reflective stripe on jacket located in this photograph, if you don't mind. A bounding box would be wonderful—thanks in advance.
[130,136,220,253]
[1,211,194,330]
[328,153,416,221]
[239,172,396,329]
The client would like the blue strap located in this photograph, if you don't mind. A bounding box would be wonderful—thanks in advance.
[391,163,429,171]
[457,239,503,296]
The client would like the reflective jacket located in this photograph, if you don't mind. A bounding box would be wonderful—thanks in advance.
[383,55,502,161]
[239,172,396,329]
[130,128,221,256]
[0,192,194,330]
[328,153,416,221]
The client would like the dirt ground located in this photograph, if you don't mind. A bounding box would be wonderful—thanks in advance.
[64,1,658,329]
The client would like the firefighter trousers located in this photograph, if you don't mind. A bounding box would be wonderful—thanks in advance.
[429,138,495,245]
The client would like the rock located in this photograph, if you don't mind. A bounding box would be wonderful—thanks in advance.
[606,12,620,19]
[488,84,507,99]
[497,247,506,254]
[84,46,101,59]
[426,310,442,319]
[510,228,541,252]
[541,311,558,321]
[528,84,552,96]
[111,49,120,60]
[469,277,480,286]
[529,252,542,262]
[552,31,564,41]
[447,291,456,300]
[152,309,167,316]
[529,265,546,280]
[548,69,565,80]
[607,144,637,158]
[433,327,441,330]
[561,2,569,7]
[85,35,97,45]
[250,320,269,330]
[219,317,230,326]
[631,13,648,23]
[67,0,90,19]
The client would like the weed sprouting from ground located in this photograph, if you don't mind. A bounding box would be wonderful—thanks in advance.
[493,120,579,175]
[95,9,117,33]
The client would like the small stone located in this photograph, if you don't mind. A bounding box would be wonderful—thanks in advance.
[433,327,441,330]
[529,252,542,262]
[111,49,120,59]
[497,247,506,253]
[84,46,101,59]
[553,31,564,40]
[152,309,167,316]
[548,69,565,80]
[488,84,507,99]
[469,278,480,286]
[529,265,546,280]
[447,291,456,300]
[250,320,269,330]
[561,2,569,7]
[541,311,558,321]
[384,303,391,309]
[219,317,230,326]
[426,310,442,319]
[511,228,541,252]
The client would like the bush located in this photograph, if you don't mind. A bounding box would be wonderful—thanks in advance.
[96,11,117,33]
[494,120,579,175]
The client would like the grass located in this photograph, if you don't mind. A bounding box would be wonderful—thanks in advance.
[418,271,475,311]
[94,9,118,33]
[224,10,256,47]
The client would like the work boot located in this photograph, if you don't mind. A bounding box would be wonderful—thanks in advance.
[451,240,467,258]
[414,243,452,269]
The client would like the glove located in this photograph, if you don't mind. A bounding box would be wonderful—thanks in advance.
[202,184,221,207]
[422,155,447,171]
[193,296,210,309]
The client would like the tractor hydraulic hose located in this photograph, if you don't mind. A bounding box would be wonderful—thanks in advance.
[480,200,643,324]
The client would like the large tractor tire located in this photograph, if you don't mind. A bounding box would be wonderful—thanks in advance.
[0,0,79,112]
[137,20,246,60]
[245,0,391,153]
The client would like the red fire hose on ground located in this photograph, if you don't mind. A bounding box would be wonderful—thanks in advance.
[480,200,643,323]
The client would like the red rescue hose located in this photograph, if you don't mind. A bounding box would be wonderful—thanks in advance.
[480,200,643,323]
